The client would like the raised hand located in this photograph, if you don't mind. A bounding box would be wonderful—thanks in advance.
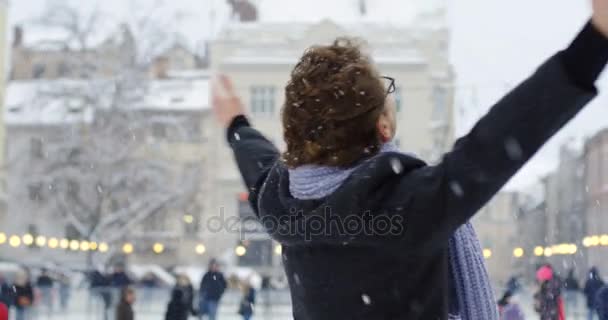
[212,74,246,128]
[593,0,608,37]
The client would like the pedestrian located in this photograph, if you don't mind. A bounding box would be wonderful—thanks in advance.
[211,1,608,318]
[164,274,194,320]
[14,271,34,320]
[111,265,133,288]
[199,259,227,320]
[57,273,70,311]
[0,274,13,312]
[564,268,581,317]
[585,267,605,320]
[506,276,521,295]
[237,280,255,320]
[0,301,7,320]
[497,291,525,320]
[89,268,112,320]
[534,265,564,320]
[36,268,54,316]
[115,286,135,320]
[111,265,133,317]
[140,272,157,306]
[596,285,608,320]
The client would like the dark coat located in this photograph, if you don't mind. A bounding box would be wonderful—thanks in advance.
[534,278,562,320]
[0,282,13,307]
[111,272,133,288]
[115,301,134,320]
[36,275,53,288]
[597,286,608,320]
[14,284,33,309]
[238,288,256,317]
[200,272,226,301]
[226,25,605,320]
[165,288,191,320]
[564,274,580,291]
[585,269,605,308]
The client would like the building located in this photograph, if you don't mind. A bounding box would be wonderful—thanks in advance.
[583,128,608,270]
[541,142,587,277]
[515,185,548,281]
[0,0,8,232]
[2,77,208,267]
[9,25,136,81]
[473,192,520,285]
[207,15,455,273]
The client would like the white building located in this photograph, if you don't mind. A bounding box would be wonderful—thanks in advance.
[2,77,209,267]
[204,15,455,273]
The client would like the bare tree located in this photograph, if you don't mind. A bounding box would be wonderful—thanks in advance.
[9,2,201,266]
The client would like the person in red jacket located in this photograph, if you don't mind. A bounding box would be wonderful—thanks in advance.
[0,302,8,320]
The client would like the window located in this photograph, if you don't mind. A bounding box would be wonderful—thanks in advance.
[250,86,276,116]
[28,183,43,202]
[32,63,46,78]
[152,123,167,139]
[394,87,403,113]
[30,138,44,158]
[57,62,70,77]
[432,86,448,121]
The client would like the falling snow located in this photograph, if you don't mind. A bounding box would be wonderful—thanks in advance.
[390,157,403,174]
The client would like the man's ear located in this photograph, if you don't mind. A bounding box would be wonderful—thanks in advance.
[376,113,392,143]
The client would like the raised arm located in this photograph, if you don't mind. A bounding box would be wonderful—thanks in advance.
[401,19,608,245]
[212,75,280,194]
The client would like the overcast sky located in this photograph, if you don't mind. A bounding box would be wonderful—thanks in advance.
[8,0,608,191]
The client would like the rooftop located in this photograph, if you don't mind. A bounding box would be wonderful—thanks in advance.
[6,77,209,125]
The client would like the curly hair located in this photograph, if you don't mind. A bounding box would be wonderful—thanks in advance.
[282,38,387,168]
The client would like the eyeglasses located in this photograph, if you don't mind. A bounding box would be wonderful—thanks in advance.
[381,76,396,95]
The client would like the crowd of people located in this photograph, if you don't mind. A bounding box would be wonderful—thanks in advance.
[495,265,608,320]
[0,268,70,320]
[0,258,258,320]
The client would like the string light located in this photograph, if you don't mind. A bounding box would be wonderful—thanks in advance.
[59,239,69,249]
[9,235,21,247]
[22,234,34,246]
[35,236,47,247]
[513,247,524,258]
[69,240,80,251]
[122,243,134,254]
[153,243,164,254]
[274,244,282,255]
[48,238,59,249]
[482,249,492,259]
[99,242,109,253]
[0,233,6,245]
[235,245,247,257]
[195,244,206,255]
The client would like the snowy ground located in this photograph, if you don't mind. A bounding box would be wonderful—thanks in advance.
[6,286,593,320]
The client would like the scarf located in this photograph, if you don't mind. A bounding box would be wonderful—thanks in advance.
[288,142,497,320]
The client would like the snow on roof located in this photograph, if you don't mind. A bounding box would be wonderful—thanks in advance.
[6,81,96,126]
[6,78,209,125]
[139,79,209,111]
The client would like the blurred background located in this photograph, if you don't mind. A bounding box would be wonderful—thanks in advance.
[0,0,607,319]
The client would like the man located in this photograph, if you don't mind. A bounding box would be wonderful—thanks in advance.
[36,269,54,316]
[199,259,227,320]
[585,267,605,320]
[213,2,608,319]
[0,274,12,320]
[115,287,136,320]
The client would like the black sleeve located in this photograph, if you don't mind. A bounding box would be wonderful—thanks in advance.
[227,115,281,210]
[400,34,603,247]
[562,21,608,89]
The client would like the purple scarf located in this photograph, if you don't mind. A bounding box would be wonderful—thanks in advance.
[288,143,498,320]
